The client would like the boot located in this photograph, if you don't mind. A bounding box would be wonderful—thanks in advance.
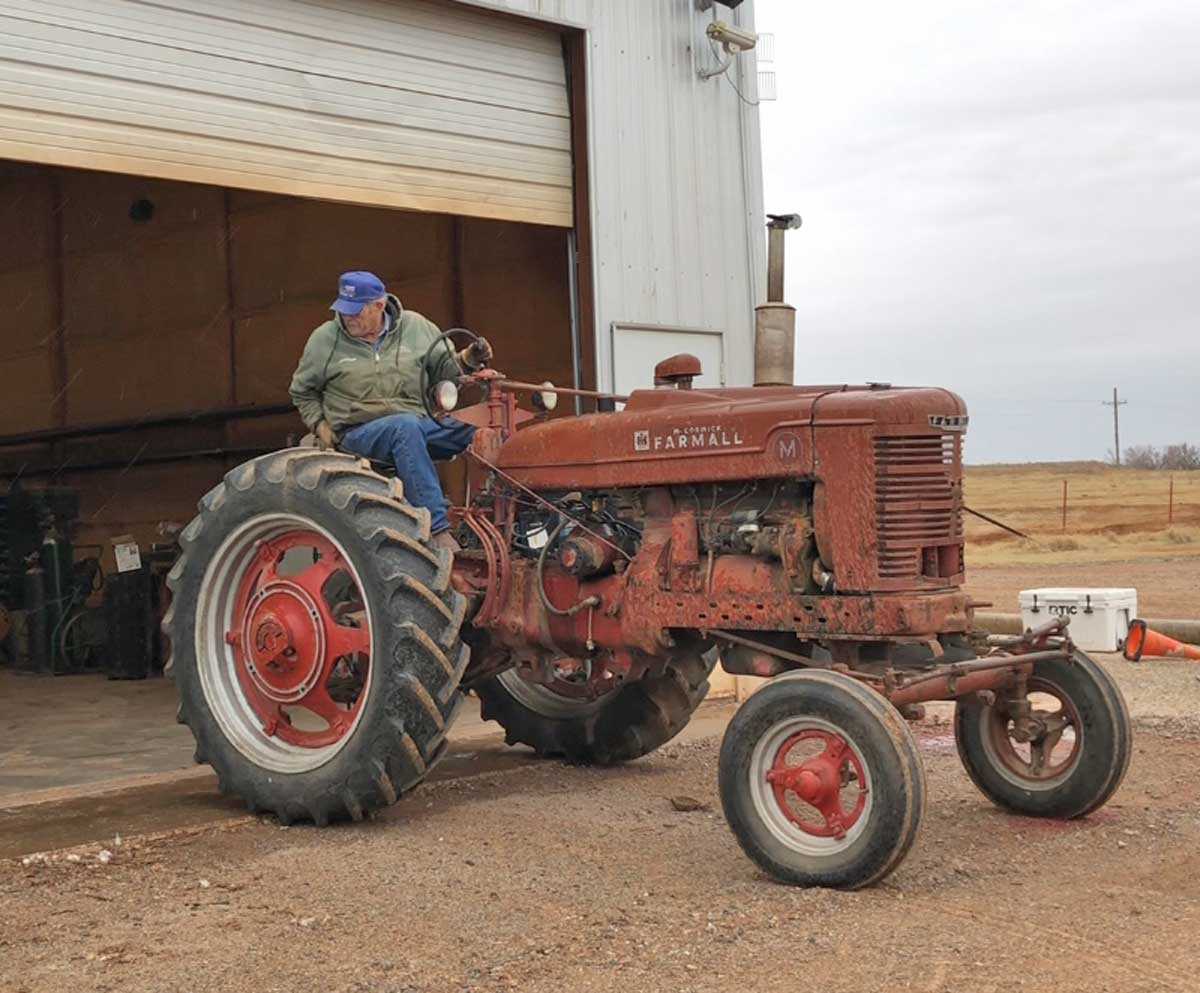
[430,529,461,555]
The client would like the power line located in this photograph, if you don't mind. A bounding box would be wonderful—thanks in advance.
[1102,386,1128,465]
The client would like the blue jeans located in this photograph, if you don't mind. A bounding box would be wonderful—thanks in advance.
[340,414,475,533]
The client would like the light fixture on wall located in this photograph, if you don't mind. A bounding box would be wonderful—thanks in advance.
[697,0,759,83]
[699,19,758,80]
[707,20,758,53]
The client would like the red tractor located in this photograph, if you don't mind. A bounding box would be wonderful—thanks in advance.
[165,339,1130,889]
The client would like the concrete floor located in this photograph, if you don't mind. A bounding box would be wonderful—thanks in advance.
[0,670,545,802]
[0,671,195,798]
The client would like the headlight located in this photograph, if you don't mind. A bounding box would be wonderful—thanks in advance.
[433,380,459,412]
[532,381,559,412]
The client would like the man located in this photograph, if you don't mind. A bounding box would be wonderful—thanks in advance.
[289,271,491,552]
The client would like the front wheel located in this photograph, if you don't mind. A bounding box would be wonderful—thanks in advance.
[954,650,1131,819]
[719,670,926,890]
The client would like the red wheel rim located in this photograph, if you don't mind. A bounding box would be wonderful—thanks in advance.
[765,729,868,840]
[228,530,371,749]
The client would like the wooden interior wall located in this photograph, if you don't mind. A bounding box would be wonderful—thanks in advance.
[0,162,573,559]
[0,161,57,433]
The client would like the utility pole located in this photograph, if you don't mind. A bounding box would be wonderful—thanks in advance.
[1102,387,1127,466]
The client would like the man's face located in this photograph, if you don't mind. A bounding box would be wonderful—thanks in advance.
[342,298,386,339]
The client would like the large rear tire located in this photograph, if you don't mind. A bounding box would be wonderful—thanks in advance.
[954,650,1131,819]
[476,646,717,764]
[719,670,926,890]
[164,450,469,825]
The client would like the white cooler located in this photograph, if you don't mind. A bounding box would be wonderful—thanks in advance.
[1018,588,1138,653]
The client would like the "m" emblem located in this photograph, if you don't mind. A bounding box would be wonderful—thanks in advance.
[775,432,802,462]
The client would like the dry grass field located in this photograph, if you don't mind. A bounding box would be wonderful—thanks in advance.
[963,463,1200,617]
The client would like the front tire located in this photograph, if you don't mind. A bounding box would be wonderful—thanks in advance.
[954,650,1131,819]
[164,450,469,825]
[719,670,926,890]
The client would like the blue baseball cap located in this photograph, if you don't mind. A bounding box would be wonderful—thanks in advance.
[331,271,386,315]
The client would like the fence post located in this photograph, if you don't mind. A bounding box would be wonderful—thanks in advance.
[1061,479,1068,532]
[1169,476,1174,525]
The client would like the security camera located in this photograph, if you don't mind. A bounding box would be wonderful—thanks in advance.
[706,20,758,54]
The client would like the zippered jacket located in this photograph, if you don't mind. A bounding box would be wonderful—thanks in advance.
[289,295,460,435]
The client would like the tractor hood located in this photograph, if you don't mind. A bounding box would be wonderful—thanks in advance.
[495,383,967,491]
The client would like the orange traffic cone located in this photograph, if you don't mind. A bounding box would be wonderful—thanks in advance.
[1124,619,1200,662]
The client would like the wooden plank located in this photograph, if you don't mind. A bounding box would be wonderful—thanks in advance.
[0,347,56,433]
[0,0,574,226]
[461,217,573,387]
[65,322,231,422]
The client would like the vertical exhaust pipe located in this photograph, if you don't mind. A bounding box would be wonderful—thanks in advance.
[754,213,801,386]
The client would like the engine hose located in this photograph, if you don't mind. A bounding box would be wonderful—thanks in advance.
[537,519,601,618]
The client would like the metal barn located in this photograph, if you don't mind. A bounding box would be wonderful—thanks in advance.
[0,0,764,703]
[0,0,766,504]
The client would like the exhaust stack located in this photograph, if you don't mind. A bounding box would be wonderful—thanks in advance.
[754,213,801,386]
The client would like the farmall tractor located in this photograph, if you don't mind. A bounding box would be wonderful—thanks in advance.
[165,334,1131,890]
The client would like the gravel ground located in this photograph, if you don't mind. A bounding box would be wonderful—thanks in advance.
[2,656,1199,993]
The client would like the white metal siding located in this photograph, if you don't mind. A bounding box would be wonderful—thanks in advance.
[462,0,767,388]
[469,0,587,24]
[587,1,766,389]
[0,0,574,225]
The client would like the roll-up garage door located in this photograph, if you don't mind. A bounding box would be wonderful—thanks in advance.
[0,0,573,226]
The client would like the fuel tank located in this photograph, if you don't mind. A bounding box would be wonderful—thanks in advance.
[496,383,968,491]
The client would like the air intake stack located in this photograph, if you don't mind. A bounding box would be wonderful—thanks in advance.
[754,213,801,386]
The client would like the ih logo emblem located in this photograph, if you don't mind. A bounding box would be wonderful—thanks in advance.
[633,430,650,452]
[929,414,968,432]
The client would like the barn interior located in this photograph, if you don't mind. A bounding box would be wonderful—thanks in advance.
[0,158,578,795]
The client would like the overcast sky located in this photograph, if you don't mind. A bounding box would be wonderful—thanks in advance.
[754,0,1199,463]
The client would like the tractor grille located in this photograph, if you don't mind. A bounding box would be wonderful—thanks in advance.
[874,434,963,581]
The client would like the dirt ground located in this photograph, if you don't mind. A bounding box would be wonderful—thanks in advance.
[961,463,1199,617]
[963,463,1200,559]
[966,555,1200,617]
[3,656,1199,993]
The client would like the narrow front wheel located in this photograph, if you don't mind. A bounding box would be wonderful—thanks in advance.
[954,650,1131,819]
[719,670,926,890]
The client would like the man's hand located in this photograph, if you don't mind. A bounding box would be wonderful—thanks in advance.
[457,336,493,371]
[315,421,337,451]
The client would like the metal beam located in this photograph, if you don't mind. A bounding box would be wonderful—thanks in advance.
[0,403,295,450]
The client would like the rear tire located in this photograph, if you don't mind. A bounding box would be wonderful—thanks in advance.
[719,670,925,890]
[954,650,1131,819]
[164,450,469,825]
[476,647,716,764]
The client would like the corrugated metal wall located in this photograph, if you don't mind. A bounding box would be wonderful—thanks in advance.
[461,0,768,388]
[0,0,574,226]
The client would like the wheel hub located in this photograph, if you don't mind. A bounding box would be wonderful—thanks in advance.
[765,729,867,840]
[987,678,1082,783]
[241,582,326,703]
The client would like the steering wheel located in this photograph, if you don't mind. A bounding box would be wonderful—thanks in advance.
[420,327,484,420]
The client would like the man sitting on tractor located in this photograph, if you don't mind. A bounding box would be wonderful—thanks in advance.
[289,270,492,552]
